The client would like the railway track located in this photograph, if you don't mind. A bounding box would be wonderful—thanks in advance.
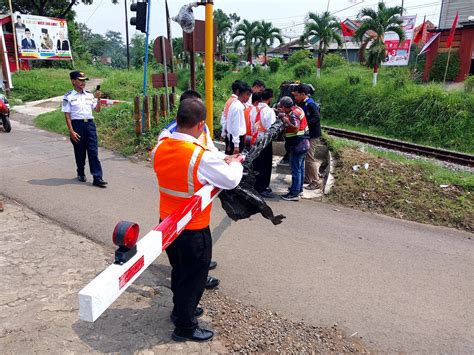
[323,126,474,167]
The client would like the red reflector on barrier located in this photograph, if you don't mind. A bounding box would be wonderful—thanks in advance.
[119,255,144,289]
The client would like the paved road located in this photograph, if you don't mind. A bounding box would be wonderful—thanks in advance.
[1,109,473,352]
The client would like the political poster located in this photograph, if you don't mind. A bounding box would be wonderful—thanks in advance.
[14,13,72,60]
[383,15,416,66]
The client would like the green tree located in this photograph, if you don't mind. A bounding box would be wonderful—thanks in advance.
[354,1,405,86]
[302,11,342,78]
[130,33,146,69]
[231,19,259,64]
[214,9,232,60]
[172,37,187,66]
[256,21,283,64]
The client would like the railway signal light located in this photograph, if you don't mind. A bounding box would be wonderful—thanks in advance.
[130,1,148,33]
[113,221,140,264]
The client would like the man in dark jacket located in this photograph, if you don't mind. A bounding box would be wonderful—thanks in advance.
[292,85,321,190]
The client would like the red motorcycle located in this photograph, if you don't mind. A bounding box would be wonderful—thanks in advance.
[0,94,11,132]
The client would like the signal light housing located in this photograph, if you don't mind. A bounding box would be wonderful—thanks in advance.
[130,1,147,33]
[113,221,140,264]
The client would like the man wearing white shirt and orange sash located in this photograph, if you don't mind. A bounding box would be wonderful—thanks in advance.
[151,98,243,342]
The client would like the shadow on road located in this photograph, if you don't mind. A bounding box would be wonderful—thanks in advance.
[28,178,80,186]
[71,285,177,352]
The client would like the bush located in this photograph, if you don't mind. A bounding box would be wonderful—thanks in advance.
[268,57,282,73]
[429,52,460,82]
[293,61,313,78]
[226,53,240,69]
[215,61,232,80]
[323,53,346,68]
[347,74,361,85]
[287,49,312,67]
[464,75,474,93]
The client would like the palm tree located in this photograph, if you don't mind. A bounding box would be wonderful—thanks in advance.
[354,1,405,86]
[231,20,260,64]
[256,21,283,65]
[302,11,343,78]
[214,9,232,60]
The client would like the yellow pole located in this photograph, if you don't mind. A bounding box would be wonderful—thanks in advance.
[205,0,214,138]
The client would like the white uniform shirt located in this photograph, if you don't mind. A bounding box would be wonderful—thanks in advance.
[61,89,97,120]
[250,102,276,139]
[220,94,237,138]
[226,99,246,145]
[158,122,218,153]
[167,132,243,190]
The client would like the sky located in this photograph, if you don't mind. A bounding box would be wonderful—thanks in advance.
[74,0,444,43]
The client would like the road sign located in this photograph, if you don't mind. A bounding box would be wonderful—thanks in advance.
[153,36,172,65]
[152,73,177,88]
[183,20,216,53]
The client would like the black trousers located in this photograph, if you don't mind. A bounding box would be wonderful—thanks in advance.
[166,226,212,330]
[70,120,103,180]
[253,142,273,193]
[225,134,244,155]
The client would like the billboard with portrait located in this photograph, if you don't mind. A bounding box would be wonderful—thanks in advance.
[14,13,72,60]
[383,15,416,66]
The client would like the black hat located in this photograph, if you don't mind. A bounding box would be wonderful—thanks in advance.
[69,71,89,80]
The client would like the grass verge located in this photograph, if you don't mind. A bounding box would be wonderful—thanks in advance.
[326,138,473,231]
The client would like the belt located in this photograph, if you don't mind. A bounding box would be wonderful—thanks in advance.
[72,119,93,123]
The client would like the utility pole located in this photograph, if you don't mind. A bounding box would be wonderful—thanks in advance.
[124,0,130,70]
[401,0,404,15]
[165,0,176,94]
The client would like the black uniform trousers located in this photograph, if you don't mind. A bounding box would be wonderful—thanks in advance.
[253,142,273,193]
[225,134,245,155]
[70,120,103,180]
[166,226,212,330]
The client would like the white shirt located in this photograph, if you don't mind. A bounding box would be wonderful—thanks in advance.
[250,103,276,139]
[158,122,218,153]
[220,94,237,138]
[169,132,243,190]
[226,99,246,145]
[61,89,97,120]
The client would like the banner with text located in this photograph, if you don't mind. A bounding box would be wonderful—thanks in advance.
[383,15,416,66]
[14,13,72,60]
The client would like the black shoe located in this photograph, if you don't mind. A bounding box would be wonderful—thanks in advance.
[209,261,217,270]
[265,187,273,193]
[259,190,275,198]
[93,179,108,188]
[205,276,220,289]
[172,327,214,343]
[170,307,204,324]
[77,175,86,182]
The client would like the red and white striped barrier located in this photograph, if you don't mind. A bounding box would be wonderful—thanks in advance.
[78,184,221,322]
[99,99,131,106]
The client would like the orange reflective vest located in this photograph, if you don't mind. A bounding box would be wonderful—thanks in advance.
[243,106,264,146]
[151,137,211,230]
[285,106,308,137]
[223,95,237,121]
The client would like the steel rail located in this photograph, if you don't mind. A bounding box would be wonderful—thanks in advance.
[323,126,474,167]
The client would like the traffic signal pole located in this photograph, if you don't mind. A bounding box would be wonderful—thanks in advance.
[205,0,214,138]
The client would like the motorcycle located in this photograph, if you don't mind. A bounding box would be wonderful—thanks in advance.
[0,94,11,133]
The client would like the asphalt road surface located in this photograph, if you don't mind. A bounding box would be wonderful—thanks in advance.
[1,109,473,352]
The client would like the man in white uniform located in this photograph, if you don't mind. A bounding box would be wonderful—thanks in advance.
[225,83,252,155]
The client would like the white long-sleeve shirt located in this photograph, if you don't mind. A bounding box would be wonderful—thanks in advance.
[169,132,243,190]
[226,99,247,145]
[250,102,276,139]
[158,121,218,153]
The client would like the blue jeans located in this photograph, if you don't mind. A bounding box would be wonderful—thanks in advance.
[289,151,305,195]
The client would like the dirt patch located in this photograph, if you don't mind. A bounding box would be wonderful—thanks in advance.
[327,148,473,231]
[201,290,370,353]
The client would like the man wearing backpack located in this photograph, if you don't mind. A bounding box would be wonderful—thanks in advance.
[293,85,322,190]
